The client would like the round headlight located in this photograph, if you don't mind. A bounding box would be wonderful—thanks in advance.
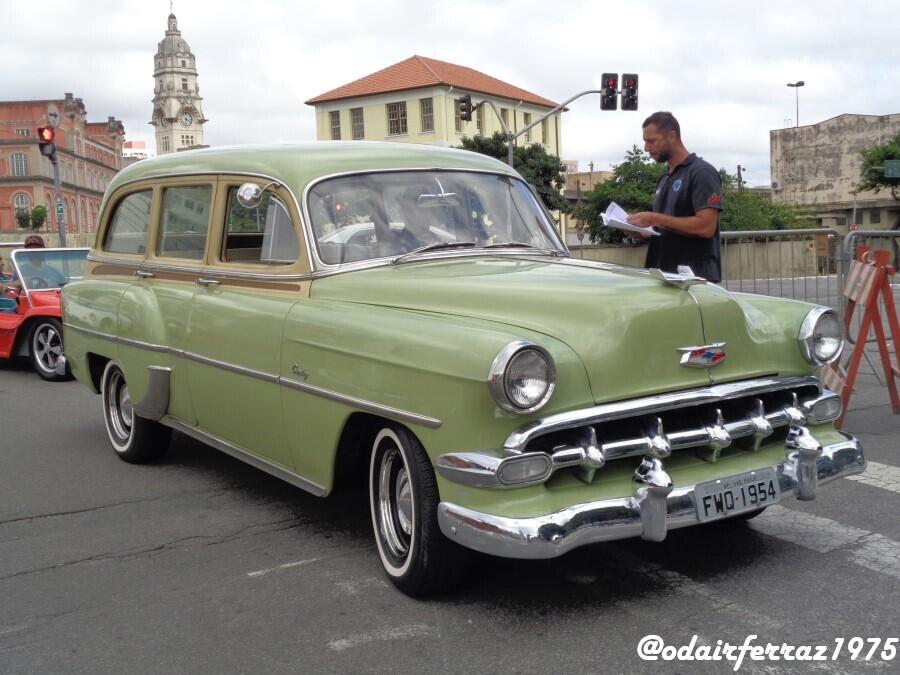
[799,307,843,366]
[489,342,556,414]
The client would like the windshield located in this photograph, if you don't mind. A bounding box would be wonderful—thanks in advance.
[307,171,564,265]
[11,248,88,292]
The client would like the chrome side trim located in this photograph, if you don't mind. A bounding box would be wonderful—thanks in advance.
[86,254,315,282]
[438,434,865,559]
[504,376,822,453]
[280,377,442,429]
[160,416,327,497]
[64,325,442,428]
[133,366,171,421]
[182,351,279,383]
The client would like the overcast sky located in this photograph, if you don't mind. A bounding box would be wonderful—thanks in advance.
[2,0,897,185]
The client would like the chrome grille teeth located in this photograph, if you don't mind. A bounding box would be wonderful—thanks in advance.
[644,417,672,459]
[749,397,774,451]
[697,408,732,463]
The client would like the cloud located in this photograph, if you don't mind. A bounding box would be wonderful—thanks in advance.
[1,0,897,185]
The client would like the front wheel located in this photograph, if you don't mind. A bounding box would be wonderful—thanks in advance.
[29,318,71,381]
[101,361,171,463]
[369,425,471,597]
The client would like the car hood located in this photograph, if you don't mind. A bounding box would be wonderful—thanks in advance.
[310,256,776,403]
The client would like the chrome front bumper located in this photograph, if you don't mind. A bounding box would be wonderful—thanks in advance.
[54,354,67,376]
[437,434,864,559]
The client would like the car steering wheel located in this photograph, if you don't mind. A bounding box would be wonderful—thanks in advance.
[28,277,48,289]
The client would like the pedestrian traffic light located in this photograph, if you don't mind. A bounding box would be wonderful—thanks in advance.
[457,95,473,122]
[600,74,618,111]
[37,126,57,159]
[622,74,639,111]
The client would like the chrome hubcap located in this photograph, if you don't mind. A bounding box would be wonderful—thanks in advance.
[33,325,61,372]
[377,446,412,560]
[106,370,132,443]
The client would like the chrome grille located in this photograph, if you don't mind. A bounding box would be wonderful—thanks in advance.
[505,377,824,482]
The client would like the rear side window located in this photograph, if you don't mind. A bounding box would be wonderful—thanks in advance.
[223,188,299,264]
[158,185,212,259]
[104,190,152,254]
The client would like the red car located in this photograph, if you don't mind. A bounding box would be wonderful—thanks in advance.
[0,247,88,381]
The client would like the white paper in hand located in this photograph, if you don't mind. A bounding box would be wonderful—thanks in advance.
[601,201,660,236]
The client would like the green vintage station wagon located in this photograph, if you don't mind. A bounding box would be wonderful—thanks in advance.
[62,142,864,596]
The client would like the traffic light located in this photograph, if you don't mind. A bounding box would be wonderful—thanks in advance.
[37,126,57,159]
[622,74,639,111]
[600,73,618,111]
[457,95,473,122]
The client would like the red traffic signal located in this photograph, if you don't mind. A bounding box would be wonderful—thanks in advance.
[622,73,639,111]
[37,126,57,159]
[600,73,618,111]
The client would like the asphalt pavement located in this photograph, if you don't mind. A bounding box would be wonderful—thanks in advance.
[1,356,898,675]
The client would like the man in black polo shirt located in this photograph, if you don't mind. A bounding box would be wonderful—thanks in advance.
[628,111,723,282]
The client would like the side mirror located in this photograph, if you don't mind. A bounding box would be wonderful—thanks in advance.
[236,183,264,208]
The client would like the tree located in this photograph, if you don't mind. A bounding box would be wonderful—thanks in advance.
[30,205,47,230]
[856,132,900,200]
[459,132,569,214]
[571,146,664,243]
[15,210,30,228]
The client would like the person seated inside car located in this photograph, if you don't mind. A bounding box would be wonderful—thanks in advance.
[16,250,67,289]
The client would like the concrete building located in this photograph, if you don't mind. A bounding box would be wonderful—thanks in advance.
[0,93,124,232]
[151,12,207,155]
[560,170,614,245]
[770,113,900,230]
[305,55,562,157]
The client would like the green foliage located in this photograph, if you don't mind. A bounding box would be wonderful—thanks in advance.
[15,210,30,228]
[857,132,900,200]
[459,133,569,214]
[571,147,807,242]
[571,146,664,243]
[718,188,807,232]
[30,205,47,230]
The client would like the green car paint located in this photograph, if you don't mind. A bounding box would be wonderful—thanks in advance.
[62,142,851,579]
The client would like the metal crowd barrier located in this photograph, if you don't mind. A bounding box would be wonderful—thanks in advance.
[720,228,841,309]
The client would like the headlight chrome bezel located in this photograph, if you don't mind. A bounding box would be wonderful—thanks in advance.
[488,341,556,414]
[798,306,844,366]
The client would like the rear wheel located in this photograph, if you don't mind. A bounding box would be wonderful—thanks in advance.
[101,361,171,463]
[369,425,471,597]
[29,318,70,381]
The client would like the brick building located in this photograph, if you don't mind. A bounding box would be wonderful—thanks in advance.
[0,93,125,233]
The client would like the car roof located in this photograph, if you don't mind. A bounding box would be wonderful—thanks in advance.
[106,142,518,198]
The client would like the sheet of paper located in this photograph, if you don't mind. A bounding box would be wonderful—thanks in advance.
[601,201,660,236]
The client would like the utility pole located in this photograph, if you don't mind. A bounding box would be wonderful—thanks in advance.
[737,165,746,192]
[37,123,66,247]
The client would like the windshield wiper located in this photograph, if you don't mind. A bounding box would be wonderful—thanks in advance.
[480,241,562,255]
[392,241,476,264]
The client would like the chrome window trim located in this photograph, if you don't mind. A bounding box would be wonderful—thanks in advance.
[98,170,317,277]
[300,167,568,274]
[161,416,328,497]
[63,323,441,428]
[798,306,843,366]
[503,375,822,453]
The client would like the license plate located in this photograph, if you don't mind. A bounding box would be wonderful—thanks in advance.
[694,467,781,522]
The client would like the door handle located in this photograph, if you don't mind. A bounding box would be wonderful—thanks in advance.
[196,277,221,287]
[135,270,154,278]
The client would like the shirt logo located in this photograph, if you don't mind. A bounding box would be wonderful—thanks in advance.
[678,343,727,368]
[672,179,683,192]
[707,193,722,205]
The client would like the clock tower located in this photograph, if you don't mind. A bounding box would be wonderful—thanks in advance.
[151,12,207,154]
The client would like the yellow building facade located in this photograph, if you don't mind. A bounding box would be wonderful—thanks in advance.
[306,56,562,157]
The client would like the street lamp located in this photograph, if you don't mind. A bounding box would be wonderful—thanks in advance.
[786,81,805,128]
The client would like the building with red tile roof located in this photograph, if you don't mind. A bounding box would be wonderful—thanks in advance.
[306,55,562,156]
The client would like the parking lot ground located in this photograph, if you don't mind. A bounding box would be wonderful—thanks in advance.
[1,357,898,675]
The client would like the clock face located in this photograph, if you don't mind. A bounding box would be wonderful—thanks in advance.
[160,116,168,127]
[180,112,193,127]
